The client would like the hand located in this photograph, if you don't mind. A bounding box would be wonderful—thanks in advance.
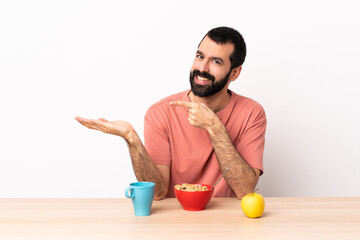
[75,116,134,139]
[169,101,220,130]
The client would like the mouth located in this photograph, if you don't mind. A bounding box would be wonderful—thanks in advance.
[195,75,211,85]
[191,70,215,86]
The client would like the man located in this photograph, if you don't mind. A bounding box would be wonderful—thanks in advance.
[75,26,266,200]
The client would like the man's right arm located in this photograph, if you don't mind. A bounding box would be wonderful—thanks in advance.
[125,130,169,200]
[75,116,169,200]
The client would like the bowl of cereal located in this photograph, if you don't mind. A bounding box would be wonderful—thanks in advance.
[174,183,214,211]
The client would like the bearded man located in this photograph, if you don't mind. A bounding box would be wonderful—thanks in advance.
[76,26,267,200]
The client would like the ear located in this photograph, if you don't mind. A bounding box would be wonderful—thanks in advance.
[230,66,242,81]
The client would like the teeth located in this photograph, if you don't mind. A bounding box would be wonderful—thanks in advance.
[198,76,209,81]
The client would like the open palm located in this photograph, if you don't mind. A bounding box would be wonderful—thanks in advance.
[75,116,133,138]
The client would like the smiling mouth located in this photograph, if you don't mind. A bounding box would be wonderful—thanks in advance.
[195,75,212,85]
[191,69,215,86]
[197,76,210,82]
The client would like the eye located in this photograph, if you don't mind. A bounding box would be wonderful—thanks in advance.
[196,54,203,59]
[212,59,224,66]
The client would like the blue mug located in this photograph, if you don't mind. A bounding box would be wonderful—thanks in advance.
[125,182,155,216]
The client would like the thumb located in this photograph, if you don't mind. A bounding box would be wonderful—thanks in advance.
[97,118,108,122]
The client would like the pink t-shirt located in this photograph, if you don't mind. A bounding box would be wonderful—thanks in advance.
[144,89,266,198]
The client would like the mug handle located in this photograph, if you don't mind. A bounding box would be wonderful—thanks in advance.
[125,187,135,198]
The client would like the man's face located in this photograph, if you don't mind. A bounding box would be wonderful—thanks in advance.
[190,36,235,97]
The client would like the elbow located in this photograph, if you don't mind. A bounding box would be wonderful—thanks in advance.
[154,187,168,201]
[154,193,167,201]
[234,185,257,200]
[235,191,252,200]
[154,196,165,201]
[236,194,243,200]
[233,169,261,200]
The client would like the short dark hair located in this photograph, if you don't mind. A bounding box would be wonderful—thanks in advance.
[199,26,246,69]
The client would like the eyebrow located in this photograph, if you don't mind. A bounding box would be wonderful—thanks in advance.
[196,50,224,65]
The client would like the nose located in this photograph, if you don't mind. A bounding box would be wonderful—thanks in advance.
[198,60,210,73]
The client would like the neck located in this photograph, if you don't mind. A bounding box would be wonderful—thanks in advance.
[188,88,231,113]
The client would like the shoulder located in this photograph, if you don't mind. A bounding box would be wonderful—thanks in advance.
[230,91,266,120]
[145,90,189,120]
[231,91,264,110]
[149,90,188,109]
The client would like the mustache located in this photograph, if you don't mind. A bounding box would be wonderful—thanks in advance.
[192,70,215,82]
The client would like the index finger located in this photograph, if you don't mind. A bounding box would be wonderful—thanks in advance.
[169,101,195,108]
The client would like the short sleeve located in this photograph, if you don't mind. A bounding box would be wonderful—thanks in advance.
[144,105,172,166]
[235,103,266,174]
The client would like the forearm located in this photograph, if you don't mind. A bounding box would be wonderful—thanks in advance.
[125,131,168,200]
[207,123,259,199]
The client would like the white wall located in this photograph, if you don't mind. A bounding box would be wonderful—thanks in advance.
[1,0,359,197]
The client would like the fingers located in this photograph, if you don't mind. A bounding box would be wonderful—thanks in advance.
[75,116,132,137]
[75,116,110,132]
[75,116,90,128]
[187,112,197,124]
[170,101,204,115]
[75,116,87,122]
[187,117,195,126]
[75,116,107,125]
[97,118,108,122]
[169,101,205,118]
[170,101,210,111]
[169,101,195,108]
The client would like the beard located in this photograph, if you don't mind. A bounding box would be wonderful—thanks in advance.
[189,69,231,97]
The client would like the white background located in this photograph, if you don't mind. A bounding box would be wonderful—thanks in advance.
[1,0,359,198]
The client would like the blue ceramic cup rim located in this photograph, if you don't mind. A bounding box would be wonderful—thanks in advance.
[129,182,155,188]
